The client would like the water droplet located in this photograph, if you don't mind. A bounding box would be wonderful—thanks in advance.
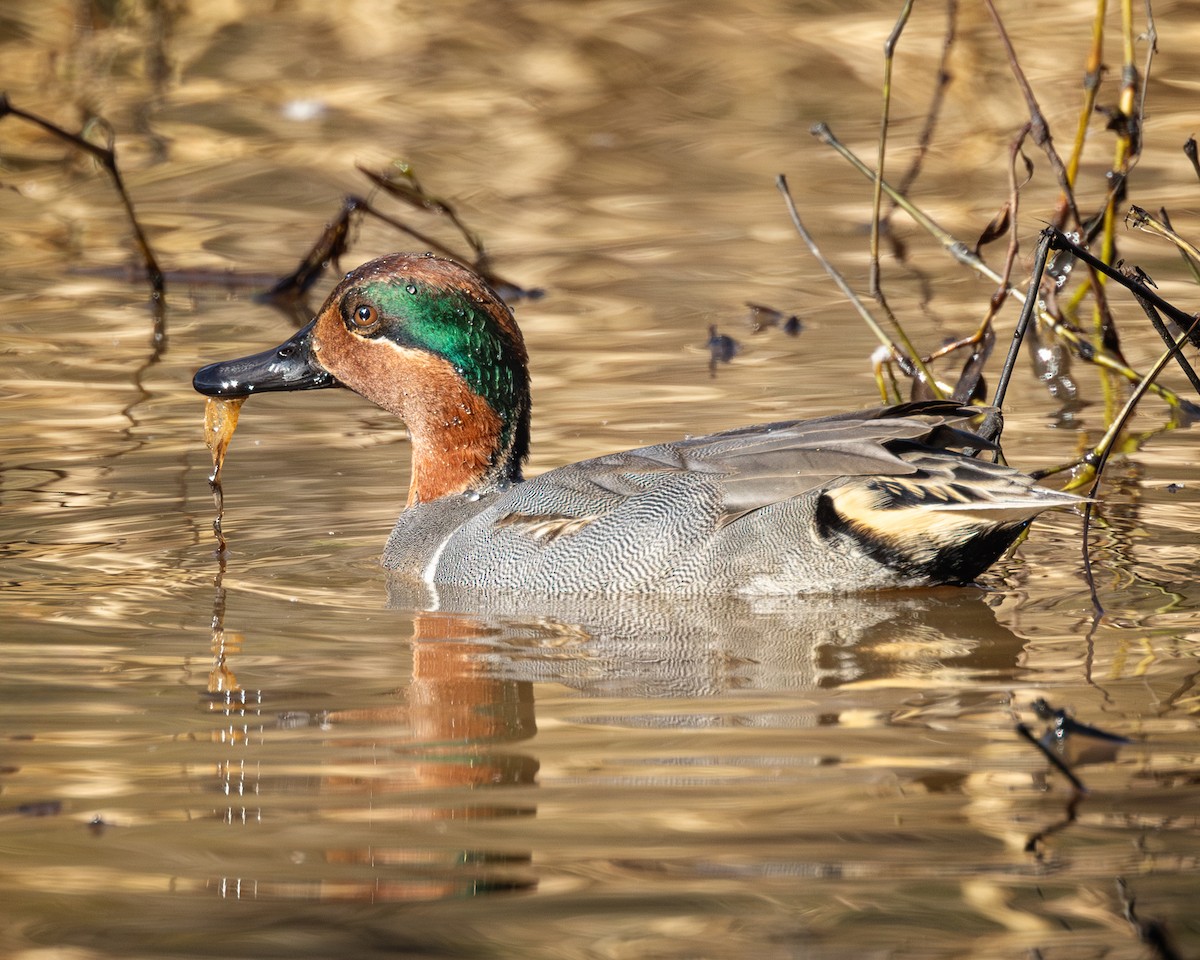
[463,489,481,502]
[405,283,417,295]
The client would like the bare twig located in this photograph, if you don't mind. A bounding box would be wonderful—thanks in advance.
[776,174,946,398]
[1048,228,1200,346]
[810,124,1200,416]
[1150,206,1200,286]
[0,93,163,296]
[888,0,958,207]
[981,0,1081,227]
[263,195,363,303]
[991,229,1052,413]
[870,0,914,298]
[357,162,488,265]
[261,190,538,310]
[1126,205,1200,262]
[1117,878,1183,960]
[976,126,1033,331]
[1133,296,1200,394]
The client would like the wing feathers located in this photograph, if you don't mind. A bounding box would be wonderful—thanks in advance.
[491,402,1080,536]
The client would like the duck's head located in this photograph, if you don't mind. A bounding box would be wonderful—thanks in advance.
[193,253,531,505]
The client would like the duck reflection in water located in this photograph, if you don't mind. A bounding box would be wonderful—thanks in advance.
[205,603,539,902]
[200,581,1034,904]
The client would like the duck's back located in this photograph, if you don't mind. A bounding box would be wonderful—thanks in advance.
[382,402,1080,595]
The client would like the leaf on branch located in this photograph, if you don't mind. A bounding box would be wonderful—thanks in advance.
[974,203,1011,254]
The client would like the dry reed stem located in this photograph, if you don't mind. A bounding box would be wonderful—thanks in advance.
[811,123,1195,414]
[776,175,950,401]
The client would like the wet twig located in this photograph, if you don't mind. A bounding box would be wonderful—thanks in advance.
[1134,295,1200,395]
[776,174,946,400]
[1045,228,1200,366]
[1117,878,1182,960]
[981,0,1081,228]
[0,107,536,312]
[869,0,914,301]
[357,162,487,266]
[1126,205,1200,274]
[951,125,1035,411]
[263,177,539,310]
[1015,721,1087,793]
[263,195,363,303]
[885,0,957,217]
[0,94,164,297]
[811,124,1200,416]
[989,230,1052,426]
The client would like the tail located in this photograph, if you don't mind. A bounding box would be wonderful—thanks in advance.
[818,454,1084,585]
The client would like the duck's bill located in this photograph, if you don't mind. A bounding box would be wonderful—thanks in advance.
[193,320,339,398]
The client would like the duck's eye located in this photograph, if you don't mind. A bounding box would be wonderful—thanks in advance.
[352,304,378,328]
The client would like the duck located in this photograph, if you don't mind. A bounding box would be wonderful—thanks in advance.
[193,252,1083,595]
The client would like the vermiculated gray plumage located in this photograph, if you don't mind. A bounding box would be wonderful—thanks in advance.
[382,402,1081,595]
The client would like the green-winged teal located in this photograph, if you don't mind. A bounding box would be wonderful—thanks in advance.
[193,253,1082,594]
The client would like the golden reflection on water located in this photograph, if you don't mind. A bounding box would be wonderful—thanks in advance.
[2,0,1200,957]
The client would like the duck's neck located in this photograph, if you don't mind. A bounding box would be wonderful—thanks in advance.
[406,403,526,506]
[399,364,530,507]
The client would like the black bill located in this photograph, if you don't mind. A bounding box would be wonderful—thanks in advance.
[193,320,339,398]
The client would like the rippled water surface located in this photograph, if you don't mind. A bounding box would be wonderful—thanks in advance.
[2,2,1199,958]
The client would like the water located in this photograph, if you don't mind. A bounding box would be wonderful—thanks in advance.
[3,2,1199,957]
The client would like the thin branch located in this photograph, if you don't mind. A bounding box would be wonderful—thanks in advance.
[1134,296,1200,395]
[263,195,363,302]
[889,0,958,205]
[1048,228,1200,343]
[776,174,946,397]
[357,162,487,265]
[810,123,1200,416]
[0,93,164,296]
[981,0,1082,227]
[870,0,914,297]
[1126,205,1200,262]
[992,229,1052,412]
[1151,206,1200,286]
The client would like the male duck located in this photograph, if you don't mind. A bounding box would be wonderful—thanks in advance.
[193,253,1081,594]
